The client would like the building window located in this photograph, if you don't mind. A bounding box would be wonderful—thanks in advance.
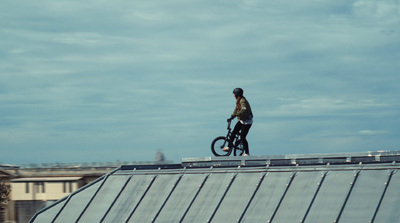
[63,182,67,193]
[34,182,45,193]
[63,182,73,193]
[25,183,30,193]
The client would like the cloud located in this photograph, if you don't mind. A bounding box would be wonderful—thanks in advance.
[1,0,399,164]
[358,130,390,136]
[353,0,400,20]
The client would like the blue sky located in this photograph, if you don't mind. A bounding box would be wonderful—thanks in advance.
[1,0,399,165]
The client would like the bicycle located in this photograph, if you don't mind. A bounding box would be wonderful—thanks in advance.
[211,119,245,156]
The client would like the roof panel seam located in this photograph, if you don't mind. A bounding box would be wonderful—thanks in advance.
[335,170,360,223]
[208,173,238,222]
[151,174,183,223]
[301,171,328,223]
[100,175,133,223]
[238,172,267,222]
[268,172,296,223]
[125,175,158,223]
[370,170,395,223]
[179,174,210,223]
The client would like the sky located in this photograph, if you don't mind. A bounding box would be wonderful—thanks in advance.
[1,0,399,165]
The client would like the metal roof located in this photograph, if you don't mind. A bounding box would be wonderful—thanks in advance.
[30,151,400,223]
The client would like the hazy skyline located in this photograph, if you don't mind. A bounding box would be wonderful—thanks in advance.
[1,0,399,164]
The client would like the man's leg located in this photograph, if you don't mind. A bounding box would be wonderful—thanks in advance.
[223,122,242,151]
[230,122,242,146]
[241,124,252,155]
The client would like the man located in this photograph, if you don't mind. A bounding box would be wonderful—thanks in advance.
[223,88,253,156]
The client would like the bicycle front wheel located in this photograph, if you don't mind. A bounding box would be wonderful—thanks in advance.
[211,136,232,156]
[234,139,245,156]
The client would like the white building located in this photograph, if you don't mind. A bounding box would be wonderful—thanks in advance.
[11,177,83,201]
[10,177,84,223]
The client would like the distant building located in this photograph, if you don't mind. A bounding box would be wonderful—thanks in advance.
[10,177,85,222]
[155,150,166,163]
[1,153,172,223]
[3,165,112,223]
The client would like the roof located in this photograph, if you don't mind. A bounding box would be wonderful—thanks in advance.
[0,163,19,169]
[11,177,83,182]
[29,150,400,223]
[0,169,13,177]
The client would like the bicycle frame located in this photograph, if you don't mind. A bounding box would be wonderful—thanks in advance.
[211,119,243,156]
[225,120,240,148]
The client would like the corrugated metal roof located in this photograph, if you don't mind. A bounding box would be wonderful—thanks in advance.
[30,151,400,223]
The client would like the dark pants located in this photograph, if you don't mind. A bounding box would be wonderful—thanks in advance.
[230,121,252,155]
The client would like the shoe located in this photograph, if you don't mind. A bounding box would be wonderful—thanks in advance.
[243,154,248,156]
[223,146,230,152]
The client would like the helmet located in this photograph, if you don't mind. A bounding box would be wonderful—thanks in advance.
[233,88,244,96]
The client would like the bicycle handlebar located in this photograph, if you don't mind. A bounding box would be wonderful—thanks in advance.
[227,119,232,130]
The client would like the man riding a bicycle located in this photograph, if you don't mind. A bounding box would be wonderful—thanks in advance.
[223,88,253,156]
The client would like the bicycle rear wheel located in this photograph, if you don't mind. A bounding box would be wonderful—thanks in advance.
[234,139,245,156]
[211,136,232,156]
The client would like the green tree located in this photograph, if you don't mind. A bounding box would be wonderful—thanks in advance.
[0,178,10,209]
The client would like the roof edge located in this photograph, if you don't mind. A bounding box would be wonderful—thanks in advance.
[181,150,400,168]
